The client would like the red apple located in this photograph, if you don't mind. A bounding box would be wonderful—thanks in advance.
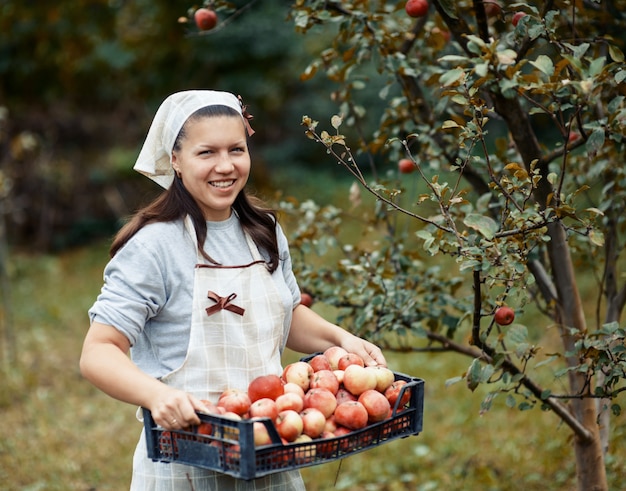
[309,369,340,395]
[398,158,415,174]
[405,0,429,18]
[384,380,411,409]
[334,401,369,430]
[300,292,314,307]
[194,8,218,31]
[367,366,395,393]
[323,346,349,370]
[483,1,502,17]
[336,387,357,405]
[324,415,338,434]
[282,361,314,391]
[333,425,353,451]
[333,369,345,384]
[343,364,377,396]
[494,306,515,325]
[317,431,337,457]
[253,421,273,446]
[220,412,242,441]
[512,11,527,26]
[199,399,219,414]
[568,131,580,143]
[197,421,213,437]
[300,407,327,438]
[217,389,251,416]
[303,388,338,419]
[308,354,332,372]
[293,434,316,463]
[275,410,303,442]
[337,353,365,370]
[275,391,304,413]
[248,374,284,402]
[248,398,279,422]
[358,389,392,423]
[283,382,305,398]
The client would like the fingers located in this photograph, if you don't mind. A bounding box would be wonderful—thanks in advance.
[362,343,387,367]
[151,390,203,430]
[341,334,387,368]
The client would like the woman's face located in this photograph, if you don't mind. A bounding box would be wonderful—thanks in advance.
[172,115,250,221]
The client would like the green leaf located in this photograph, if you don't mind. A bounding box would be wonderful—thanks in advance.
[445,376,463,387]
[439,55,469,63]
[589,57,605,77]
[589,229,605,247]
[505,324,528,344]
[609,44,625,63]
[540,389,552,400]
[442,120,460,129]
[586,127,605,154]
[463,213,499,239]
[439,68,465,87]
[530,55,554,77]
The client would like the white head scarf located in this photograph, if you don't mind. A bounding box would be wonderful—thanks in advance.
[133,90,253,188]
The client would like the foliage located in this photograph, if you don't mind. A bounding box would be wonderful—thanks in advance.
[0,0,332,250]
[270,1,626,488]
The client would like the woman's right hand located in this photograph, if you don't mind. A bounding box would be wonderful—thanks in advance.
[148,386,211,430]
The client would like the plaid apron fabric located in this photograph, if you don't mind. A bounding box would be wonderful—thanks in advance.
[130,218,306,490]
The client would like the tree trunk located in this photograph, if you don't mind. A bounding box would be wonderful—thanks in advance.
[545,223,607,491]
[493,93,608,490]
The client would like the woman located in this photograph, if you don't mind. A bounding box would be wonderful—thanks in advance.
[80,90,386,490]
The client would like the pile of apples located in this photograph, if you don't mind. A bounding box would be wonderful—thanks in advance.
[193,346,412,452]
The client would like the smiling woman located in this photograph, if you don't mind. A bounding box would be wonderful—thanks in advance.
[171,108,251,222]
[79,89,387,490]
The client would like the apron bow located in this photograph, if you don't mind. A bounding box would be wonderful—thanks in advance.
[206,291,245,317]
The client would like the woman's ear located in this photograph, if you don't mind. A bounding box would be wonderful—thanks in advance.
[171,153,181,177]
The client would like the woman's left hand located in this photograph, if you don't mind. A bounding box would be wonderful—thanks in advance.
[341,335,387,367]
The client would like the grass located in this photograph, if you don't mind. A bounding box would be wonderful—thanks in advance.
[1,222,625,490]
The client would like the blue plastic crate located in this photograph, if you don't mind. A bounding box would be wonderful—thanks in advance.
[143,370,424,480]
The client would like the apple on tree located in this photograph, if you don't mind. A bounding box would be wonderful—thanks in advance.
[300,292,314,307]
[405,0,429,18]
[494,306,515,325]
[398,158,415,174]
[483,1,502,17]
[194,8,218,31]
[512,11,527,27]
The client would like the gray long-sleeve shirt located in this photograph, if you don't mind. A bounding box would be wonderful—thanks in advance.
[88,213,300,378]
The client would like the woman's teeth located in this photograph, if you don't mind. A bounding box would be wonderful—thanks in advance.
[210,180,234,188]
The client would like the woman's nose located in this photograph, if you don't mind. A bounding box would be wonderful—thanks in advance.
[214,152,234,172]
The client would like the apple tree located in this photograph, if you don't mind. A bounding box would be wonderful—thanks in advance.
[187,1,625,489]
[287,1,626,490]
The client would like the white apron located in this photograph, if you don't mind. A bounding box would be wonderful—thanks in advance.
[130,217,306,490]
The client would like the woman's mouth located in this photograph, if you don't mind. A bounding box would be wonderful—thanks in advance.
[209,180,235,188]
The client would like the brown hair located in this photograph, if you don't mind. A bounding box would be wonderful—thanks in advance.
[110,105,280,272]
